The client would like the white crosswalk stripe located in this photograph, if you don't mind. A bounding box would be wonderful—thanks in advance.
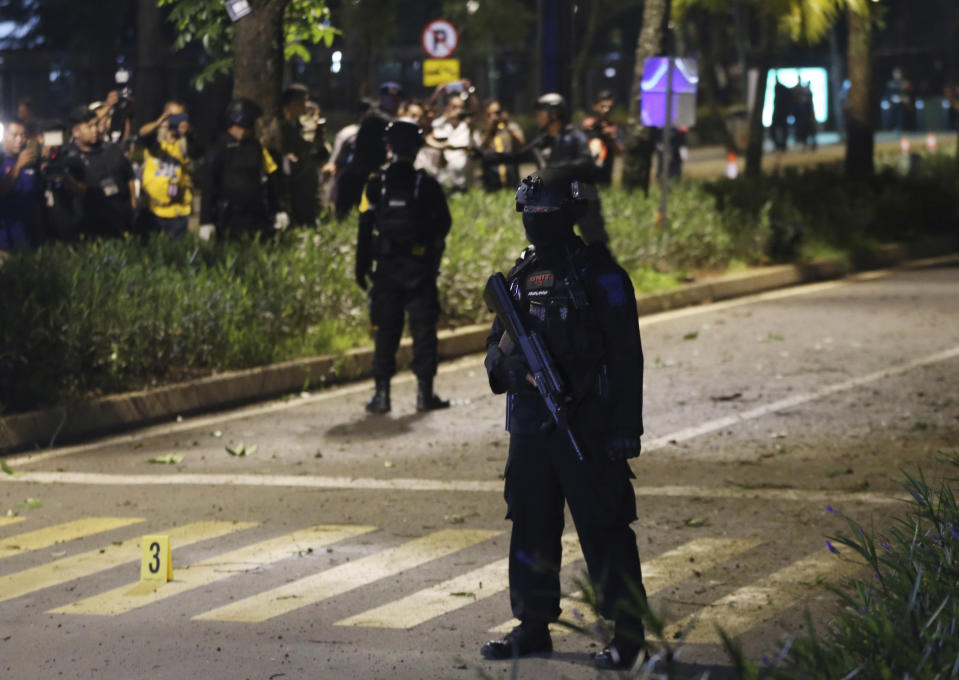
[0,521,256,604]
[0,517,859,643]
[667,548,863,643]
[194,528,501,623]
[51,524,376,616]
[489,536,761,636]
[0,517,144,560]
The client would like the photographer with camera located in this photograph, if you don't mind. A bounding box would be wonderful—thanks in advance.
[0,118,42,253]
[137,100,202,239]
[427,79,479,192]
[581,90,624,187]
[59,105,137,239]
[279,84,321,227]
[474,99,525,191]
[481,93,610,246]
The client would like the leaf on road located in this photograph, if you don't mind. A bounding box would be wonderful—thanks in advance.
[444,514,465,524]
[148,454,184,464]
[684,517,709,528]
[710,392,742,402]
[449,591,476,599]
[227,442,257,457]
[683,331,699,341]
[24,498,42,508]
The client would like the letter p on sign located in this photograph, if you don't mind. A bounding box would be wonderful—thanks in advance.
[421,19,459,59]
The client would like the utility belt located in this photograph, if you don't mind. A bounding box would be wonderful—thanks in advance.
[374,236,435,258]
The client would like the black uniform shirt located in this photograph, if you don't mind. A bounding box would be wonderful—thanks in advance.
[356,161,451,287]
[62,141,135,237]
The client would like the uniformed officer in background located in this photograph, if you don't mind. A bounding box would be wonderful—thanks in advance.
[481,167,647,670]
[199,98,288,240]
[355,119,452,414]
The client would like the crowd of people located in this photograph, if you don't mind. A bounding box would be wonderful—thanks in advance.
[0,78,628,254]
[0,78,653,672]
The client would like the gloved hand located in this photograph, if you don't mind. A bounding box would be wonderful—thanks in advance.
[273,211,290,231]
[198,224,215,241]
[485,345,534,393]
[606,436,641,461]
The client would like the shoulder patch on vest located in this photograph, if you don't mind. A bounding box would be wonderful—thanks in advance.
[598,272,627,307]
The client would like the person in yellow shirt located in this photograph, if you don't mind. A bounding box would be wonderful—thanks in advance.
[138,101,203,239]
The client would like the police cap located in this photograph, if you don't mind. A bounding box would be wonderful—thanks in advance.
[224,98,263,129]
[515,167,597,215]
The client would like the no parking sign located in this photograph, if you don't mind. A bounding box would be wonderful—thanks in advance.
[421,19,459,59]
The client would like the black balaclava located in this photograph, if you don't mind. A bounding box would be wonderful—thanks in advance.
[523,209,577,267]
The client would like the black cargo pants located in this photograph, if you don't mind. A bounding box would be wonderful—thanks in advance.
[503,429,646,637]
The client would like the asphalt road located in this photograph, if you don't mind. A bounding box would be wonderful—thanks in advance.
[2,258,958,680]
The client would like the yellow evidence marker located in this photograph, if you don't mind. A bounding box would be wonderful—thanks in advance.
[140,534,173,584]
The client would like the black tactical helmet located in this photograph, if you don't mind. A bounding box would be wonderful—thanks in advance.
[535,93,568,122]
[515,167,597,217]
[383,119,424,155]
[224,98,263,129]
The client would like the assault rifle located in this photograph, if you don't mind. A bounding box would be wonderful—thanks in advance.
[484,272,584,461]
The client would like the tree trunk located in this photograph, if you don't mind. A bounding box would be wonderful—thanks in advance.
[845,5,874,178]
[570,0,602,113]
[135,0,165,126]
[695,8,733,149]
[622,0,669,194]
[233,0,287,148]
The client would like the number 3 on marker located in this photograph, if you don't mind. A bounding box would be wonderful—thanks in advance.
[148,541,161,573]
[140,534,172,583]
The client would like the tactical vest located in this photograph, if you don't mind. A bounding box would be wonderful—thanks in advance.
[505,246,610,440]
[219,141,275,211]
[374,168,427,246]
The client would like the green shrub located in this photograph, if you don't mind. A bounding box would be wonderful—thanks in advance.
[1,161,957,415]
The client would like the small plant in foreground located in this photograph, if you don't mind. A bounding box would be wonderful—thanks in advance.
[720,452,959,679]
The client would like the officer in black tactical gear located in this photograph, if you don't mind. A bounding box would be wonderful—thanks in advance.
[334,82,401,219]
[355,119,452,414]
[480,167,647,670]
[481,93,609,246]
[199,98,288,240]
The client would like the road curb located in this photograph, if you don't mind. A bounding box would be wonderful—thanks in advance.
[1,238,956,453]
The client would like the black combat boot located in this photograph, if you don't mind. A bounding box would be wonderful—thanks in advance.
[365,379,391,414]
[416,377,450,412]
[480,622,552,660]
[593,621,647,670]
